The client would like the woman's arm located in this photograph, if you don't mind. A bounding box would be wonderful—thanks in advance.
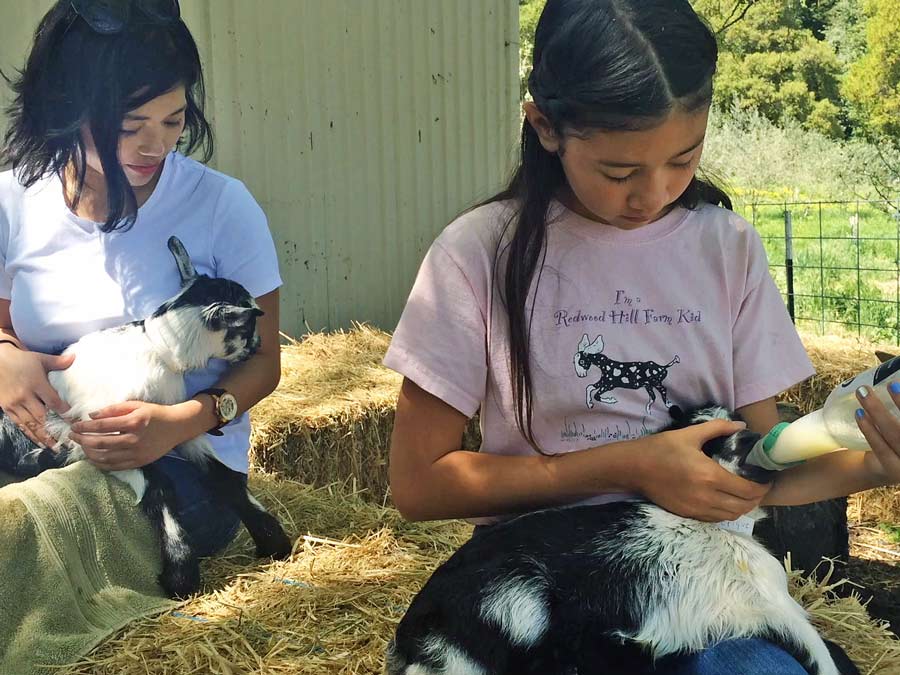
[0,299,22,348]
[390,378,766,522]
[739,395,889,506]
[68,289,282,470]
[0,298,73,446]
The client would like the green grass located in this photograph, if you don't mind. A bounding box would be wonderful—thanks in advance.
[878,523,900,544]
[740,200,900,344]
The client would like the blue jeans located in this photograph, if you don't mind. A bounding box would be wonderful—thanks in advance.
[664,638,806,674]
[154,455,243,557]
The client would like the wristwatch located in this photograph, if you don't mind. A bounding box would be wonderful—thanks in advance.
[197,388,238,436]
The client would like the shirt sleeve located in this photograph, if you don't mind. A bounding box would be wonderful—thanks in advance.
[210,179,282,298]
[732,230,815,408]
[383,237,489,418]
[0,204,11,300]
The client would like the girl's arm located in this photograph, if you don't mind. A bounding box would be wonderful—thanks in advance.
[0,298,73,447]
[739,396,887,506]
[390,378,767,522]
[68,289,282,470]
[0,299,22,347]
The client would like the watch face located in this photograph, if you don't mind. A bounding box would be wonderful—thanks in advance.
[219,393,238,421]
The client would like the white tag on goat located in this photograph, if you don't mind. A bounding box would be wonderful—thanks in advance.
[715,515,755,536]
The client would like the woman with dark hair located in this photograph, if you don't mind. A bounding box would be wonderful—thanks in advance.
[0,0,282,558]
[385,0,900,670]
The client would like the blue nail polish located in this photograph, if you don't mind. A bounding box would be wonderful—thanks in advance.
[891,382,900,395]
[856,408,865,420]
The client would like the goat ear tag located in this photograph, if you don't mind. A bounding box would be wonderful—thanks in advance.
[716,515,755,536]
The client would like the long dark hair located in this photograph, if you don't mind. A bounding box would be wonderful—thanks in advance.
[491,0,731,450]
[2,0,213,233]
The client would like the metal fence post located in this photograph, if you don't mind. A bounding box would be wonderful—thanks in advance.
[784,208,795,323]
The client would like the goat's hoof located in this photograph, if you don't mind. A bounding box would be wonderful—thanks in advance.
[256,530,293,560]
[159,562,201,599]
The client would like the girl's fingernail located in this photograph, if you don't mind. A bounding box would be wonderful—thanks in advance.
[856,408,865,420]
[891,382,900,395]
[857,386,869,399]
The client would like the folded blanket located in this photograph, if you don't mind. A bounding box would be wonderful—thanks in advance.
[0,462,175,674]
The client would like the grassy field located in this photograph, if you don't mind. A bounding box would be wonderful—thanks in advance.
[742,200,900,344]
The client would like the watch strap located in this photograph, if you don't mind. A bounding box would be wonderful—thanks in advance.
[196,387,228,436]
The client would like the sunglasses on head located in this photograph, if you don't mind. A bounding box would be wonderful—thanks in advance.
[70,0,180,34]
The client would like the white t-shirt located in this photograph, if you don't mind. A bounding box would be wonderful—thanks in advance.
[0,151,282,473]
[384,200,815,523]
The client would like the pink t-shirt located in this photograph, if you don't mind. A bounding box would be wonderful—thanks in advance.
[384,200,815,523]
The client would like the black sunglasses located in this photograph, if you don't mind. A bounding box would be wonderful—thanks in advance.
[70,0,180,34]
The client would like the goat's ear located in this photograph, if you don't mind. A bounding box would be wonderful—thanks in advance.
[167,237,197,286]
[876,351,897,364]
[203,304,261,330]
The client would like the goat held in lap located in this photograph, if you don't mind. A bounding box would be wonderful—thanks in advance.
[386,405,859,675]
[0,236,292,598]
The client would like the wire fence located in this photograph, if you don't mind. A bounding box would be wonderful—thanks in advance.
[747,199,900,345]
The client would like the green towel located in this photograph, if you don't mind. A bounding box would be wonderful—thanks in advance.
[0,462,176,674]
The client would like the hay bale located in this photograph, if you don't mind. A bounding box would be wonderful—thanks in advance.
[785,332,900,528]
[63,475,899,674]
[781,331,897,415]
[250,324,478,505]
[251,326,898,524]
[249,324,399,503]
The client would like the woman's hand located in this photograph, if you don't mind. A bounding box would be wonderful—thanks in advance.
[67,401,190,471]
[857,384,900,485]
[635,419,771,522]
[0,345,74,447]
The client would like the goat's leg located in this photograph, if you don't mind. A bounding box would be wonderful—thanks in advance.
[14,446,67,477]
[139,463,201,599]
[201,459,293,559]
[586,383,617,408]
[586,384,597,409]
[644,385,657,414]
[655,383,672,409]
[0,409,48,476]
[756,611,847,675]
[824,640,860,675]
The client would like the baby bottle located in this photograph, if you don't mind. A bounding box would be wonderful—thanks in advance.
[746,355,900,470]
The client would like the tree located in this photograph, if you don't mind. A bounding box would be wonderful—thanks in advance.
[842,0,900,141]
[696,0,845,137]
[519,0,545,99]
[824,0,867,67]
[701,0,759,35]
[519,1,847,139]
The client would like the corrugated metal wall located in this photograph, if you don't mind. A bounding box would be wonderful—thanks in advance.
[0,1,520,335]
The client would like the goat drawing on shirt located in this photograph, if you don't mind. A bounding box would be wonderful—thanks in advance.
[574,334,680,413]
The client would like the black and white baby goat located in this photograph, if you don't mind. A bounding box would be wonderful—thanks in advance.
[0,237,292,598]
[386,406,859,675]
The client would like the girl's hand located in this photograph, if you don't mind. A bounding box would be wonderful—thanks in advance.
[857,384,900,485]
[0,345,74,447]
[635,419,771,522]
[68,401,188,471]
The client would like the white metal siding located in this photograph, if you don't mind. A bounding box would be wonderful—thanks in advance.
[0,1,520,334]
